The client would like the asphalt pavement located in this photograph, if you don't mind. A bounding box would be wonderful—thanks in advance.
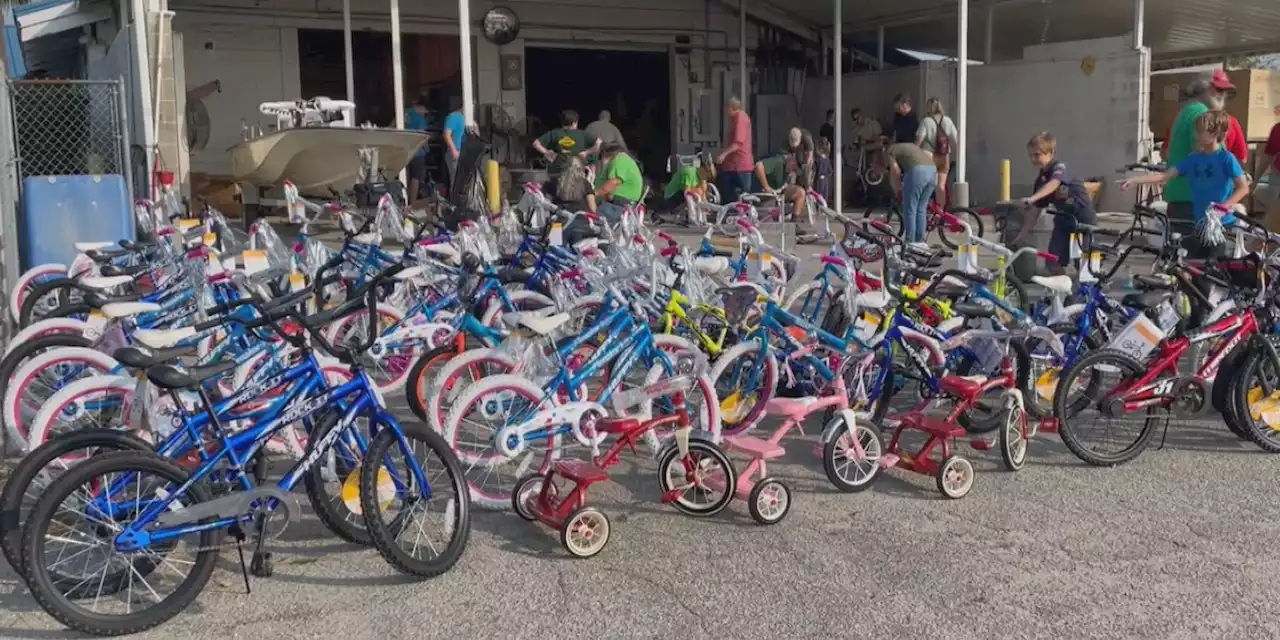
[1,213,1271,639]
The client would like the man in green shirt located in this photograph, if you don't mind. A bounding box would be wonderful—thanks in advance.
[532,109,602,201]
[753,153,806,223]
[1164,75,1231,223]
[589,142,643,224]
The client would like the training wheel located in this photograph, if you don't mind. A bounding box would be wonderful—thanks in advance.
[560,506,611,558]
[935,456,974,499]
[512,473,552,521]
[747,478,792,525]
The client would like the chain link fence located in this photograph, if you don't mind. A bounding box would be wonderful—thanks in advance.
[8,79,130,181]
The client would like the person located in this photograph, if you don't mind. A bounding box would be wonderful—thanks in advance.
[442,106,466,188]
[587,142,643,224]
[890,94,919,144]
[1121,111,1248,259]
[1013,132,1097,276]
[819,109,836,147]
[813,138,834,205]
[1161,72,1248,168]
[717,96,754,201]
[585,110,626,150]
[532,109,601,201]
[1257,121,1280,232]
[404,97,429,207]
[851,108,883,149]
[663,155,715,213]
[753,153,806,223]
[788,126,816,190]
[1163,71,1241,231]
[885,142,936,244]
[915,97,959,206]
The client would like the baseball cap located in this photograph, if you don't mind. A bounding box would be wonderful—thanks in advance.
[1210,69,1235,92]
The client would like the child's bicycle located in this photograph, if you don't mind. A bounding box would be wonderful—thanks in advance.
[510,366,736,558]
[878,321,1063,498]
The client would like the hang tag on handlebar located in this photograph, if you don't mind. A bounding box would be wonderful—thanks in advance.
[242,250,268,275]
[289,271,306,292]
[1069,233,1082,260]
[1105,314,1162,362]
[550,222,563,246]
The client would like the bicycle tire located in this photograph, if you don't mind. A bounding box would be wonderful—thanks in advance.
[19,278,85,328]
[0,334,96,445]
[939,207,984,250]
[1054,350,1161,466]
[861,204,903,238]
[1,428,150,579]
[302,409,373,545]
[1229,345,1280,453]
[361,425,471,578]
[656,438,736,517]
[1021,322,1102,419]
[956,339,1031,434]
[707,339,779,436]
[406,345,461,424]
[22,450,220,636]
[1004,274,1030,313]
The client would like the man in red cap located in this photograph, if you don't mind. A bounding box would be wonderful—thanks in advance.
[1161,69,1248,256]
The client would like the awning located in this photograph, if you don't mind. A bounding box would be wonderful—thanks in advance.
[4,0,116,78]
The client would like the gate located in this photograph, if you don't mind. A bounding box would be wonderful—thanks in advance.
[7,79,132,185]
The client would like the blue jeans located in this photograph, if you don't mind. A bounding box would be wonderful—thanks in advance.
[902,165,937,243]
[721,171,752,201]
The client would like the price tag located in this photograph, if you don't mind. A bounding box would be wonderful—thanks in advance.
[288,200,306,223]
[1155,300,1180,332]
[242,249,268,275]
[402,218,415,239]
[550,222,563,246]
[854,312,880,340]
[289,271,306,292]
[1035,368,1060,401]
[1069,233,1082,260]
[177,219,199,232]
[202,231,216,247]
[1105,314,1162,362]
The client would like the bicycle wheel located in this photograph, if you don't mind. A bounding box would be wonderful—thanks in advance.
[302,409,375,545]
[22,451,220,636]
[361,424,471,578]
[1021,322,1102,419]
[656,438,736,517]
[1054,350,1164,466]
[1230,346,1280,453]
[707,340,779,436]
[1,428,150,579]
[19,279,90,328]
[861,204,903,238]
[406,344,463,424]
[0,334,100,448]
[938,207,985,249]
[783,279,838,326]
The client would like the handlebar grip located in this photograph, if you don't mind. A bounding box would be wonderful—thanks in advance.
[657,231,676,245]
[1036,251,1059,262]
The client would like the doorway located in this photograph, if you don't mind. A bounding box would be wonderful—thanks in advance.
[524,47,671,178]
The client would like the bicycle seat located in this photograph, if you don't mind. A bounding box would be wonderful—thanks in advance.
[554,459,609,483]
[118,238,157,251]
[854,290,893,311]
[101,301,162,319]
[724,434,786,459]
[496,267,532,285]
[112,345,198,370]
[1074,222,1101,233]
[83,291,142,308]
[146,359,237,390]
[952,300,996,319]
[74,241,116,253]
[80,275,133,291]
[502,310,572,335]
[763,396,820,420]
[100,263,147,278]
[930,283,971,299]
[1134,274,1175,290]
[710,247,734,258]
[352,232,381,246]
[940,375,987,400]
[1121,289,1175,311]
[1031,275,1074,294]
[907,267,936,282]
[694,256,731,275]
[133,326,198,350]
[86,247,130,262]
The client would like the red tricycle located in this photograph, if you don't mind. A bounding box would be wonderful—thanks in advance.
[511,376,737,558]
[880,326,1058,498]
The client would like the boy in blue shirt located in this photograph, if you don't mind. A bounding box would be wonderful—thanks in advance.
[1014,132,1097,275]
[1121,110,1248,258]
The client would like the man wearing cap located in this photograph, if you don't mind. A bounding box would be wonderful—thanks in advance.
[1163,69,1248,239]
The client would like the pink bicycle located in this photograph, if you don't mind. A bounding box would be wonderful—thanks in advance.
[720,350,885,524]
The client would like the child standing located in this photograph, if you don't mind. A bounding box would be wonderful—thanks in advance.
[814,138,834,205]
[1014,132,1097,275]
[1120,111,1248,258]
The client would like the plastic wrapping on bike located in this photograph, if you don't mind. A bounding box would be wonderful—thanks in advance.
[718,286,759,325]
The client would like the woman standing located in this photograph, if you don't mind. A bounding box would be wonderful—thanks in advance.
[915,97,959,206]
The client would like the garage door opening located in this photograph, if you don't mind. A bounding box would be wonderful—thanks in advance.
[524,47,670,179]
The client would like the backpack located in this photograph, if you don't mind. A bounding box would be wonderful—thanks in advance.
[932,116,951,156]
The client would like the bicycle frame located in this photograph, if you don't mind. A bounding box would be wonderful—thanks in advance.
[1112,310,1257,411]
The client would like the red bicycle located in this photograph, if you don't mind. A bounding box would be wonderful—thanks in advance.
[862,193,985,249]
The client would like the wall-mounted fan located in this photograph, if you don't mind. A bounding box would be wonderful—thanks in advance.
[185,80,220,151]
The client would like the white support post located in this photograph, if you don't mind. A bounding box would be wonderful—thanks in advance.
[1133,0,1144,49]
[391,0,404,130]
[343,0,354,104]
[984,4,994,63]
[459,0,475,126]
[876,25,884,69]
[129,0,155,196]
[955,0,969,204]
[739,0,747,100]
[834,0,842,214]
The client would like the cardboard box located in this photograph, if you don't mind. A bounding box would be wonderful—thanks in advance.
[190,173,242,219]
[1150,69,1280,142]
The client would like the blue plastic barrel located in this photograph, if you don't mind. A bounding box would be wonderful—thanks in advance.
[19,174,133,270]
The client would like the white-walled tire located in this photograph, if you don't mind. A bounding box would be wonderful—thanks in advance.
[10,264,67,325]
[426,348,521,433]
[4,348,119,450]
[25,376,137,451]
[2,319,91,359]
[707,339,780,437]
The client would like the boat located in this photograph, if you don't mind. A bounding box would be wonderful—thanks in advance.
[229,98,428,198]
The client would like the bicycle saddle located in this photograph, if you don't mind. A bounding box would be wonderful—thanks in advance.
[118,238,158,251]
[112,345,198,370]
[931,283,971,299]
[1134,274,1175,290]
[100,263,148,277]
[1121,289,1175,311]
[83,290,142,308]
[952,300,996,319]
[146,360,238,390]
[86,247,131,263]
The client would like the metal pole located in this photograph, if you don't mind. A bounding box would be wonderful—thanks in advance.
[391,0,404,130]
[984,4,994,62]
[956,0,968,185]
[117,78,135,203]
[129,0,155,197]
[877,25,884,69]
[739,0,747,99]
[459,0,475,126]
[834,0,842,214]
[1133,0,1144,49]
[343,0,355,103]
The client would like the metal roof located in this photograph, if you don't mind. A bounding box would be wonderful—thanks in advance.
[771,0,1280,60]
